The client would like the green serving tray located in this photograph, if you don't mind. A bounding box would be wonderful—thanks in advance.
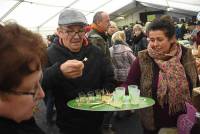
[67,97,155,111]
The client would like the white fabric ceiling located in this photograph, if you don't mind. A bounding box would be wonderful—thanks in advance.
[0,0,133,31]
[0,0,199,32]
[136,0,200,13]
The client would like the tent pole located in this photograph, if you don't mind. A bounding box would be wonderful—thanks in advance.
[37,0,79,29]
[0,0,24,21]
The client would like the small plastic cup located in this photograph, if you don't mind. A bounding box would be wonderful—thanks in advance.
[128,85,138,90]
[87,91,95,103]
[129,89,140,105]
[78,92,87,103]
[95,90,101,101]
[115,87,125,100]
[113,87,126,105]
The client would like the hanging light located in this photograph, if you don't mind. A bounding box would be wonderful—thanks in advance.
[165,0,173,12]
[116,16,125,20]
[167,7,174,11]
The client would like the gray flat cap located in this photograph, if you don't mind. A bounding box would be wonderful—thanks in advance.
[58,9,88,26]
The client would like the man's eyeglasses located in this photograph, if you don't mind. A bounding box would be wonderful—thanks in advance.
[62,28,85,37]
[6,87,40,101]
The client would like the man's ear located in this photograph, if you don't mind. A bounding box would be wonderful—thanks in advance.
[57,28,63,38]
[96,20,101,26]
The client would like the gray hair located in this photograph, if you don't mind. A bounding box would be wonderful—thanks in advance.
[133,24,143,31]
[93,11,104,24]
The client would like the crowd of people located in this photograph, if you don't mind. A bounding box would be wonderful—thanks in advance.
[1,7,200,134]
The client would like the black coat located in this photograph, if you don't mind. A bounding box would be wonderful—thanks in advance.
[42,43,115,134]
[0,117,45,134]
[132,33,147,56]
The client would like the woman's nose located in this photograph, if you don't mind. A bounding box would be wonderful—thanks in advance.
[151,41,159,48]
[37,85,45,99]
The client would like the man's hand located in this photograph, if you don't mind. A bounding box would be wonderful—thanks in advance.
[60,60,84,78]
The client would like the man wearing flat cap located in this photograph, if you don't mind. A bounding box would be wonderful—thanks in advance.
[42,9,115,134]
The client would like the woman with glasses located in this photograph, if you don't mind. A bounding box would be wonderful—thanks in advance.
[0,22,47,134]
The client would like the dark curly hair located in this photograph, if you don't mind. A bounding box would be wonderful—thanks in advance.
[0,22,47,92]
[147,16,175,39]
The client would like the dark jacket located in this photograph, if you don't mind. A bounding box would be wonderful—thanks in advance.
[42,43,115,134]
[132,33,147,56]
[0,117,45,134]
[88,29,111,60]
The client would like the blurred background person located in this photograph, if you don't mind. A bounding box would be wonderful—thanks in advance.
[191,21,200,49]
[123,25,133,46]
[0,22,47,134]
[131,24,147,56]
[45,33,60,125]
[46,33,59,47]
[144,21,151,36]
[107,21,118,48]
[88,11,111,60]
[88,11,115,133]
[109,31,135,86]
[109,31,137,130]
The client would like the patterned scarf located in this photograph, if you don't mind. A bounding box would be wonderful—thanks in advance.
[147,43,191,114]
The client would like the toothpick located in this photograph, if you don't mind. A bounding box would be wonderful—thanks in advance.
[82,57,88,62]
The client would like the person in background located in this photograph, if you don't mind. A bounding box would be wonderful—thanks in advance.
[45,33,59,125]
[109,31,136,125]
[84,24,92,36]
[195,21,200,50]
[144,21,151,35]
[107,21,118,48]
[88,11,111,60]
[41,9,115,134]
[179,23,187,40]
[87,11,115,134]
[124,26,133,46]
[191,21,200,48]
[47,35,53,45]
[0,22,47,134]
[123,17,199,134]
[109,31,135,86]
[131,24,147,56]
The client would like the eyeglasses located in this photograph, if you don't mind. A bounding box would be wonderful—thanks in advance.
[6,87,40,101]
[61,28,85,37]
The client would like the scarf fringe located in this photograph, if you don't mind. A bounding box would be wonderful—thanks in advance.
[169,103,186,115]
[158,94,167,108]
[159,94,189,115]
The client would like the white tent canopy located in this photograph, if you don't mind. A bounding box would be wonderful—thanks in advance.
[0,0,133,31]
[136,0,199,16]
[137,0,199,12]
[0,0,199,33]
